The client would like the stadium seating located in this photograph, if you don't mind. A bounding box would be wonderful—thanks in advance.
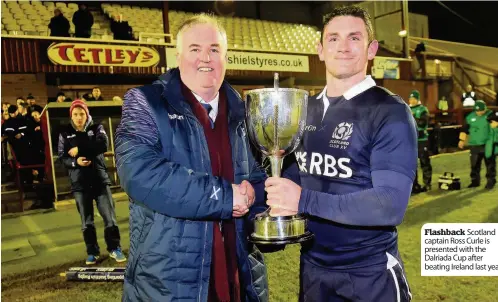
[1,0,111,39]
[102,4,321,53]
[1,1,321,53]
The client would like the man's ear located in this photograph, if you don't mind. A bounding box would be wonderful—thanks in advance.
[367,40,379,60]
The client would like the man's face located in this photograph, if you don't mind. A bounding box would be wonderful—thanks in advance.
[2,104,9,111]
[3,111,10,120]
[16,99,24,106]
[57,95,66,102]
[71,107,87,128]
[177,23,227,98]
[318,16,378,80]
[466,85,472,93]
[408,97,419,107]
[92,88,101,98]
[32,111,41,122]
[476,110,486,116]
[9,111,18,118]
[28,99,36,106]
[54,9,61,17]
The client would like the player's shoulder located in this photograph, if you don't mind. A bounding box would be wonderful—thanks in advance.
[362,86,407,106]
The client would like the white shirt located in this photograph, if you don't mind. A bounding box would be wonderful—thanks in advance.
[191,91,219,122]
[317,75,377,120]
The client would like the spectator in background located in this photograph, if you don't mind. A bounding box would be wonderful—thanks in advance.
[462,84,477,107]
[48,8,70,37]
[84,87,104,101]
[58,100,126,265]
[2,105,33,184]
[27,106,46,184]
[414,41,426,76]
[56,92,67,103]
[26,94,37,115]
[72,3,94,38]
[110,14,133,41]
[16,97,25,107]
[112,96,122,102]
[2,103,10,112]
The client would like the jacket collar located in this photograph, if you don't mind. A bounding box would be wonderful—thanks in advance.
[155,68,245,123]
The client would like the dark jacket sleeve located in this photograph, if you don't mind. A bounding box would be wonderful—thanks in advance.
[115,88,234,220]
[58,133,77,169]
[78,124,108,157]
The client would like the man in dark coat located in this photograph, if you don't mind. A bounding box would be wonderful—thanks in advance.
[72,3,93,38]
[48,8,70,37]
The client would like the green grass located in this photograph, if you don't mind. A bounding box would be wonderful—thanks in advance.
[2,151,497,301]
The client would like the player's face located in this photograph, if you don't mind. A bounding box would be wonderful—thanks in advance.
[318,16,378,80]
[177,23,227,100]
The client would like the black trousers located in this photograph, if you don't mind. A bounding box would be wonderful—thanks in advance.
[73,185,121,255]
[470,145,496,185]
[415,140,432,187]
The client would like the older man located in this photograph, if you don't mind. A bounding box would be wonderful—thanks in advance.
[115,13,269,302]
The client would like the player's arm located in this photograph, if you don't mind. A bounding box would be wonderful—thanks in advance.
[298,103,418,226]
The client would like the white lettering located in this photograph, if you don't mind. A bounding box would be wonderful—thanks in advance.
[309,153,323,175]
[338,158,353,178]
[323,154,338,177]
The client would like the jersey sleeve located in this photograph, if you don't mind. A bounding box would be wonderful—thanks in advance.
[370,100,418,181]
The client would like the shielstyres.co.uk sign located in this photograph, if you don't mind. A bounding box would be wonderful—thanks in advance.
[47,43,160,67]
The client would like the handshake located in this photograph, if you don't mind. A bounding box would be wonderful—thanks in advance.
[232,180,255,217]
[231,177,302,218]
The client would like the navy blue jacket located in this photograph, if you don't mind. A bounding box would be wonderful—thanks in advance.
[115,68,269,302]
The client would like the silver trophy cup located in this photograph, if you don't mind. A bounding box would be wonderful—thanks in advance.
[245,73,313,245]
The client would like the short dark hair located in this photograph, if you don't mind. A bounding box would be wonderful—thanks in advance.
[8,105,18,114]
[321,5,374,44]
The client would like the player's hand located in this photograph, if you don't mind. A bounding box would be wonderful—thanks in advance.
[491,121,498,129]
[77,157,91,166]
[68,147,79,157]
[458,140,465,149]
[265,177,301,216]
[232,184,249,217]
[15,134,22,139]
[35,126,41,131]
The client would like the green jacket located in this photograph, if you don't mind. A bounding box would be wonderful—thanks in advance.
[411,104,429,141]
[465,110,492,146]
[485,127,498,158]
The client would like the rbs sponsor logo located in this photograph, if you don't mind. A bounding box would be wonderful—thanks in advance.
[295,152,352,178]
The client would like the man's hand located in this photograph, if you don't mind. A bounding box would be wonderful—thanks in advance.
[238,180,255,208]
[458,140,465,149]
[77,157,91,166]
[491,121,498,129]
[35,126,41,131]
[15,134,22,139]
[265,177,301,216]
[232,184,249,218]
[68,147,79,157]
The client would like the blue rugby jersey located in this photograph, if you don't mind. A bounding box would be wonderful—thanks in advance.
[288,76,418,271]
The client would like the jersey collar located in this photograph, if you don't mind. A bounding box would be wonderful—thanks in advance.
[317,75,376,101]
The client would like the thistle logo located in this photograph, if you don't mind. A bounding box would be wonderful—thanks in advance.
[332,122,353,140]
[330,122,353,149]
